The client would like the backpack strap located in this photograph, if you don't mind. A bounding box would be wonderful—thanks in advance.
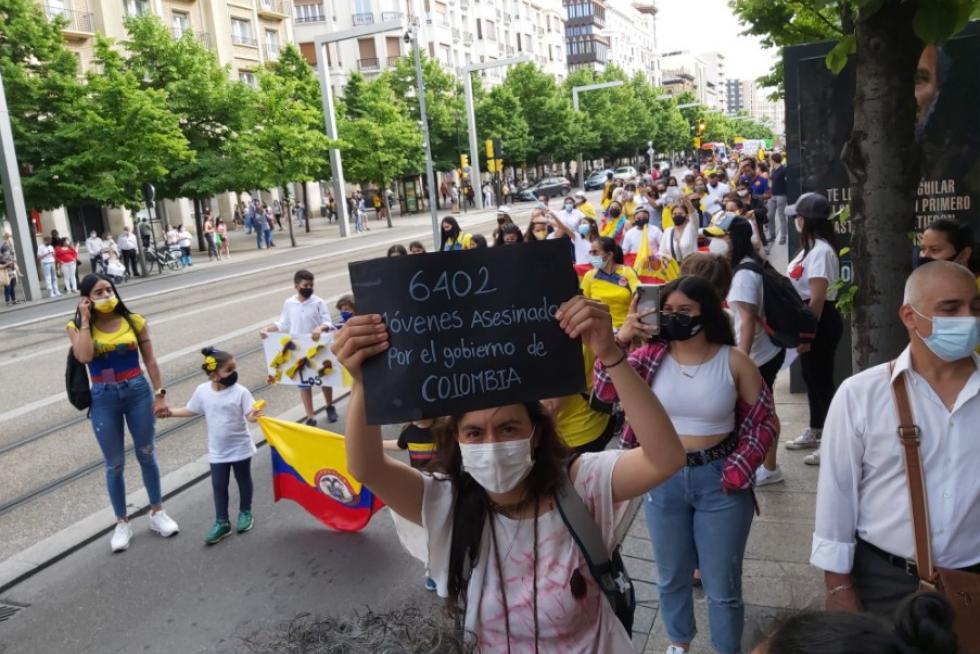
[554,459,632,600]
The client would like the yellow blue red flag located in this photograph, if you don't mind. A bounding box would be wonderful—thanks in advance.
[259,417,383,532]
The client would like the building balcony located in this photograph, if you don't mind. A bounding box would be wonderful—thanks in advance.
[257,0,290,19]
[265,44,281,60]
[452,28,461,41]
[505,45,514,55]
[568,50,606,66]
[172,27,212,48]
[463,32,474,45]
[357,57,381,71]
[385,56,403,67]
[294,6,327,23]
[380,11,403,21]
[459,0,469,8]
[352,12,374,25]
[45,5,95,39]
[232,34,258,47]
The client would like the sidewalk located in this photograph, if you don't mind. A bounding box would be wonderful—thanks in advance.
[0,376,823,654]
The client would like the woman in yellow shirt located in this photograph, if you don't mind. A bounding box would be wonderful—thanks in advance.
[581,236,639,328]
[67,274,179,552]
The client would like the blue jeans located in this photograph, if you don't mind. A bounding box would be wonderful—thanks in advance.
[255,228,264,249]
[89,375,162,519]
[644,457,754,654]
[264,228,274,247]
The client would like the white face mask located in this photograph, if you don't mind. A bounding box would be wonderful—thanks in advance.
[458,431,535,493]
[708,238,730,256]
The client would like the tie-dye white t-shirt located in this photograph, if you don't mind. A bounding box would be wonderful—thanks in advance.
[423,449,636,653]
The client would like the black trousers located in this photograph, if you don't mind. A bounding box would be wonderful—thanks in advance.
[210,458,253,522]
[799,302,844,429]
[120,249,138,276]
[853,539,920,615]
[758,348,786,393]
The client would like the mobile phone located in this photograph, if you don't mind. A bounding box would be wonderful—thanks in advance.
[636,284,661,329]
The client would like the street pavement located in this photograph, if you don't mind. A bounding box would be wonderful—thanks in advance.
[0,188,828,653]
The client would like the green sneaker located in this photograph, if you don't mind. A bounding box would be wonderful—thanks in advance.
[237,510,254,534]
[205,520,231,545]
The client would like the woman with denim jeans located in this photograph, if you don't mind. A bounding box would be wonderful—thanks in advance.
[594,275,779,654]
[67,274,180,553]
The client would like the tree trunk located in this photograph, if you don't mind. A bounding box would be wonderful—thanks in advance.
[282,185,296,248]
[843,2,921,371]
[192,197,205,252]
[302,182,311,234]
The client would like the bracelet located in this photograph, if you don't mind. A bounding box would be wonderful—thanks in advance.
[827,583,853,597]
[603,353,627,370]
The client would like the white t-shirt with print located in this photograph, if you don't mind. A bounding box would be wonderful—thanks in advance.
[787,238,839,301]
[423,450,634,653]
[728,258,783,366]
[186,382,257,464]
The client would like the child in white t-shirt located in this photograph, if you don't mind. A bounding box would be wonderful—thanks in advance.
[165,347,263,545]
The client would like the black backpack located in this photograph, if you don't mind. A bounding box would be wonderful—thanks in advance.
[66,348,91,411]
[735,260,818,348]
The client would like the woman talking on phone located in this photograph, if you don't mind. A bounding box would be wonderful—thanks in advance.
[67,274,179,553]
[332,297,685,652]
[595,275,778,654]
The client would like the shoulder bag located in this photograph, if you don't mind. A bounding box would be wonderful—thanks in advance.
[891,366,980,652]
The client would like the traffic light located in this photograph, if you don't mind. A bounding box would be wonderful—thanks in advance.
[485,139,494,159]
[697,119,706,135]
[460,153,469,169]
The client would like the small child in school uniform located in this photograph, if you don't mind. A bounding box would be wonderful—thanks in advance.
[260,269,337,425]
[383,419,437,590]
[164,347,263,545]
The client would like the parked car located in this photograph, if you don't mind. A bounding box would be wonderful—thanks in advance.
[612,166,637,181]
[518,176,573,201]
[584,169,613,191]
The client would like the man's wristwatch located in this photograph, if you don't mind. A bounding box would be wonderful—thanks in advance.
[154,388,167,398]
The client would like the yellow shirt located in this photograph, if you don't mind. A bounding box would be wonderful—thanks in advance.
[578,201,597,220]
[68,313,146,356]
[555,346,610,449]
[581,265,638,328]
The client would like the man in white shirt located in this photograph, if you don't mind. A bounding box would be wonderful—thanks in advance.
[811,261,980,615]
[620,206,662,256]
[36,236,60,297]
[117,226,139,277]
[555,194,584,233]
[703,172,730,216]
[260,269,338,425]
[85,231,104,274]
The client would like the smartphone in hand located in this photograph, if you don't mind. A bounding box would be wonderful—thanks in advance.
[636,284,661,330]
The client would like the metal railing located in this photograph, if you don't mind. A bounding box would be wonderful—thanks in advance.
[357,57,381,70]
[463,32,474,45]
[231,33,258,46]
[257,0,289,15]
[44,5,94,33]
[385,56,403,67]
[172,27,212,48]
[380,11,403,21]
[506,45,515,55]
[352,12,375,25]
[452,28,461,41]
[294,5,327,23]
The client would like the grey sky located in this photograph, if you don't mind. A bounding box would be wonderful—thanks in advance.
[655,0,778,81]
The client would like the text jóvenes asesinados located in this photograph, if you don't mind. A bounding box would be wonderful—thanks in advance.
[382,268,559,403]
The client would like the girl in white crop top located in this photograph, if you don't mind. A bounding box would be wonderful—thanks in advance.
[601,274,768,654]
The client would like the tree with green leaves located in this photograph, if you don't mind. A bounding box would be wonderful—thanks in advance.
[475,82,533,167]
[55,37,192,213]
[338,72,422,228]
[230,47,331,246]
[732,0,980,368]
[0,0,88,213]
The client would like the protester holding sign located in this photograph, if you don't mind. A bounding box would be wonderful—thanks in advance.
[581,237,639,329]
[595,274,777,654]
[331,295,685,652]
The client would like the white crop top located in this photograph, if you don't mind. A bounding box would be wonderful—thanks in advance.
[651,345,737,436]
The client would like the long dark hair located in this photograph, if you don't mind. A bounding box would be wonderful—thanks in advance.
[596,236,624,265]
[436,402,569,622]
[728,217,762,268]
[495,223,524,246]
[925,218,979,273]
[660,275,735,346]
[440,217,462,250]
[74,273,136,331]
[800,216,837,255]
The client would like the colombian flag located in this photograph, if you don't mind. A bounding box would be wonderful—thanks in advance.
[259,417,384,532]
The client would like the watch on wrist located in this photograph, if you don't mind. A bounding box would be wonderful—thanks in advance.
[154,388,166,398]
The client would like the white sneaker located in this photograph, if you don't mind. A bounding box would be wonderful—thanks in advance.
[148,509,179,537]
[110,522,133,553]
[666,646,688,654]
[785,428,822,450]
[755,466,785,487]
[804,451,821,466]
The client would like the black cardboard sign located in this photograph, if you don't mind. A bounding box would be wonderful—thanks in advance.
[349,239,585,424]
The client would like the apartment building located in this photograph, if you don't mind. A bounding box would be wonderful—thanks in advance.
[291,0,569,96]
[563,0,659,84]
[726,78,785,136]
[36,0,301,241]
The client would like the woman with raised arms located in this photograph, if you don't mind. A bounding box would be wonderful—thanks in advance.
[332,296,685,652]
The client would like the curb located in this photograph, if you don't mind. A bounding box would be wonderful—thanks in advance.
[0,395,343,595]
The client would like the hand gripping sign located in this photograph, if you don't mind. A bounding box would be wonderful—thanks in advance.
[349,238,585,425]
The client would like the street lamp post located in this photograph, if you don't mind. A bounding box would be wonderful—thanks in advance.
[407,25,441,248]
[461,55,530,211]
[313,18,404,238]
[571,80,623,190]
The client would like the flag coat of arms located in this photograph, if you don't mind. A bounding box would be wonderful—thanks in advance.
[259,417,383,532]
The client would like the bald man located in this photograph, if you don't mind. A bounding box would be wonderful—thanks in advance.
[810,261,980,615]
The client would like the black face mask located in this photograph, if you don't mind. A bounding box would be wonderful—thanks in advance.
[299,287,313,299]
[634,218,649,227]
[217,371,238,387]
[673,214,688,225]
[660,313,703,342]
[609,208,622,218]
